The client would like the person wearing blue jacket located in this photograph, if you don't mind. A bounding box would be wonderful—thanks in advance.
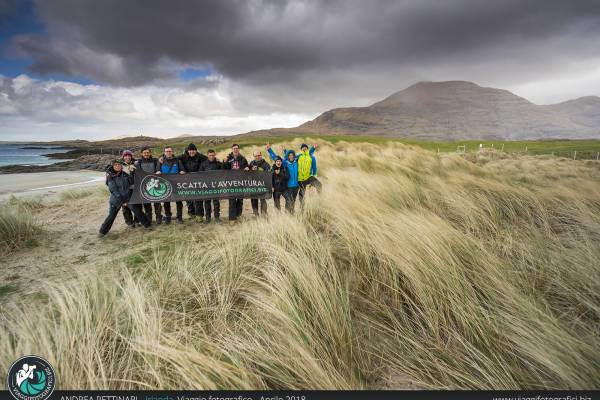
[99,160,150,237]
[157,146,185,224]
[266,142,305,212]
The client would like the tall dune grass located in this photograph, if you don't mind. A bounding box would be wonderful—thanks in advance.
[1,140,599,389]
[0,196,43,254]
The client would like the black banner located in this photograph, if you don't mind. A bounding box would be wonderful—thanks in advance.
[129,169,272,204]
[0,389,598,400]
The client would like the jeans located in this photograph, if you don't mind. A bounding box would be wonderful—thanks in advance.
[284,187,298,213]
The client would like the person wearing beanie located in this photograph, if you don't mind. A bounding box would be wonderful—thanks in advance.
[180,143,207,221]
[266,143,300,213]
[119,149,138,228]
[99,159,150,237]
[271,156,290,211]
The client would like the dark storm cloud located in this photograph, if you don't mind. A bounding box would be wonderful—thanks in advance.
[11,0,600,87]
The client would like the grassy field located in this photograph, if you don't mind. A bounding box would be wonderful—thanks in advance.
[162,135,600,160]
[1,138,599,389]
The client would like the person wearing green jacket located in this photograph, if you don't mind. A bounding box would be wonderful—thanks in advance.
[297,143,322,203]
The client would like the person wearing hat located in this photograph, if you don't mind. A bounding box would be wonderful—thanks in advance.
[266,143,301,212]
[118,149,139,228]
[297,143,321,204]
[180,143,207,222]
[99,159,151,237]
[271,155,290,211]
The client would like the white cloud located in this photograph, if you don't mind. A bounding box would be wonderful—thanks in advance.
[0,74,312,140]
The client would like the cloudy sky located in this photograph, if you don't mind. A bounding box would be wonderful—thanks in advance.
[1,0,599,140]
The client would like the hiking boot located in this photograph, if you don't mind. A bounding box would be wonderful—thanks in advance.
[97,232,106,238]
[143,225,153,231]
[127,224,135,229]
[164,216,171,224]
[215,217,221,223]
[155,217,162,225]
[203,217,211,224]
[177,218,184,224]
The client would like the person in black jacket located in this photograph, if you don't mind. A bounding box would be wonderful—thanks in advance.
[180,143,207,221]
[223,143,249,221]
[99,160,150,237]
[249,150,270,216]
[199,149,222,223]
[271,156,290,211]
[134,146,162,224]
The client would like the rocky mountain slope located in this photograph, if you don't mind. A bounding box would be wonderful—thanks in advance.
[294,81,600,140]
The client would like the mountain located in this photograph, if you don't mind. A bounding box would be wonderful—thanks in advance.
[260,81,600,140]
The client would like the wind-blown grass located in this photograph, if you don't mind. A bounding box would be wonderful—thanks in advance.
[1,140,599,389]
[0,201,43,254]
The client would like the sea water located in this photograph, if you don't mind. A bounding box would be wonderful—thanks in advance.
[0,143,71,167]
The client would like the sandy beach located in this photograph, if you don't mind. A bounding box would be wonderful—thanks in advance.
[0,170,105,200]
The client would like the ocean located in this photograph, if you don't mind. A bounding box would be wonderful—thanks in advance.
[0,143,72,167]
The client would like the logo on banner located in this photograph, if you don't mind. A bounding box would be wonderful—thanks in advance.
[7,355,56,400]
[140,175,172,201]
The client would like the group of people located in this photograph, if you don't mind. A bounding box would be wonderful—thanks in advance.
[98,142,322,237]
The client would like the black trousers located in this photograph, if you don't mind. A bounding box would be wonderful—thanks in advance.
[203,199,220,219]
[298,176,322,203]
[251,198,268,216]
[100,203,149,235]
[228,198,244,220]
[187,200,204,217]
[273,191,286,210]
[143,202,162,222]
[122,204,139,225]
[284,187,298,213]
[163,201,183,220]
